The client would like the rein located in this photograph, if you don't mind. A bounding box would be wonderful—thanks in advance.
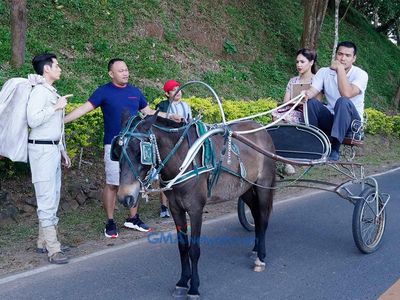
[117,116,200,193]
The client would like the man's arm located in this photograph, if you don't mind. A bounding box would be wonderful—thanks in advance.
[140,105,181,122]
[331,61,360,98]
[64,101,95,123]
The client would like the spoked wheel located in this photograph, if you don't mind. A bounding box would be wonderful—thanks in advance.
[352,187,386,254]
[237,197,255,231]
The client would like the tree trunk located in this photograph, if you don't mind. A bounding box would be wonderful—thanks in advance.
[300,0,329,50]
[394,85,400,111]
[10,0,27,68]
[331,0,341,61]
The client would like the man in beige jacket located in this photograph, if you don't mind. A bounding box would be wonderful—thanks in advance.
[27,53,72,264]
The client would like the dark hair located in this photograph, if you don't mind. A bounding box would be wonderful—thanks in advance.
[336,41,357,56]
[296,48,317,74]
[31,53,57,75]
[108,58,125,71]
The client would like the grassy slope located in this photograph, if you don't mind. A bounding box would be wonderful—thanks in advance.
[0,0,399,109]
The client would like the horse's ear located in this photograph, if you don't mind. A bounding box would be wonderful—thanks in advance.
[121,108,131,129]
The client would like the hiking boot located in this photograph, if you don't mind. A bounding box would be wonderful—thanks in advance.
[328,149,340,161]
[36,245,70,254]
[48,252,69,264]
[124,214,152,232]
[104,220,118,238]
[160,205,171,218]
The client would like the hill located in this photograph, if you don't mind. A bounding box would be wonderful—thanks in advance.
[0,0,399,109]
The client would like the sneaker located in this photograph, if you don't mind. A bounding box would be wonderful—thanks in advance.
[328,149,340,161]
[283,164,296,176]
[124,214,152,232]
[48,252,69,264]
[104,220,118,238]
[160,205,171,218]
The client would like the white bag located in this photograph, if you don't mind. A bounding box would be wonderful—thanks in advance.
[0,75,45,162]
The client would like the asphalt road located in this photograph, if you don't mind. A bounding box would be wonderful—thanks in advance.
[0,168,399,300]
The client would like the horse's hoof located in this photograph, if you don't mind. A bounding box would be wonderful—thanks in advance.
[187,294,201,300]
[172,286,188,298]
[253,257,266,272]
[249,251,257,260]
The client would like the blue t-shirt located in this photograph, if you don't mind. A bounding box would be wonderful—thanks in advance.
[89,82,147,144]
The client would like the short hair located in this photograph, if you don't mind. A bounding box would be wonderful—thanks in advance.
[108,58,125,71]
[296,48,318,74]
[336,41,357,56]
[32,53,57,75]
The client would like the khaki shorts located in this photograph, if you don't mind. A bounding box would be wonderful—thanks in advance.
[104,144,119,186]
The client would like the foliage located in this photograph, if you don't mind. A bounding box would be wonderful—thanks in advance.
[64,104,104,159]
[0,0,398,112]
[353,0,400,41]
[365,108,395,135]
[152,97,276,124]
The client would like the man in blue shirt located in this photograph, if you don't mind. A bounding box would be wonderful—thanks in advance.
[65,58,180,238]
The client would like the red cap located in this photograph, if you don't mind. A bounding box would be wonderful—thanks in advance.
[163,80,180,93]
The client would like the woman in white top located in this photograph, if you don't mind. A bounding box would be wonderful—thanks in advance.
[276,49,321,175]
[273,48,322,124]
[283,48,319,103]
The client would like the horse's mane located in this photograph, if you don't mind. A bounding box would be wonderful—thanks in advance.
[153,115,186,129]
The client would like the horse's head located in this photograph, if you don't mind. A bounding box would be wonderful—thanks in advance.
[114,112,158,208]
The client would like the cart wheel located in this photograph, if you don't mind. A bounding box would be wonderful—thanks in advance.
[238,197,255,231]
[352,187,386,254]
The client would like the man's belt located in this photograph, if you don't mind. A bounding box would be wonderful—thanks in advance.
[28,139,60,145]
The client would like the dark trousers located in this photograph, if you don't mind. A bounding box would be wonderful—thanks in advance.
[306,97,361,148]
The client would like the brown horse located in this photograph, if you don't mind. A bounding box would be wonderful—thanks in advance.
[116,114,275,299]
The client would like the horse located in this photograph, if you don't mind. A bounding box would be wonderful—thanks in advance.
[115,113,276,299]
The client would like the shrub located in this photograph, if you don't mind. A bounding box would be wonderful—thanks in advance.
[64,104,104,159]
[364,108,393,135]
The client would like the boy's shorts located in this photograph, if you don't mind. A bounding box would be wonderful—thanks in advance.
[104,144,119,186]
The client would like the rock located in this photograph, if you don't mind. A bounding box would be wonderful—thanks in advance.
[76,192,87,206]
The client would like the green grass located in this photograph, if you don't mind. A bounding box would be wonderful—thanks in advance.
[0,0,398,109]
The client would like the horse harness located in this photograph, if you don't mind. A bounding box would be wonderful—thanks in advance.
[111,115,248,197]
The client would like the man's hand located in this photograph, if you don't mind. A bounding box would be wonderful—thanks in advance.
[330,60,344,72]
[54,94,73,111]
[61,150,71,168]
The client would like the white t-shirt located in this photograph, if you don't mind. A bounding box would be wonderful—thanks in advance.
[167,101,192,122]
[311,66,368,120]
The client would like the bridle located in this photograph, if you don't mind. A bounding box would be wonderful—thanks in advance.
[112,115,196,192]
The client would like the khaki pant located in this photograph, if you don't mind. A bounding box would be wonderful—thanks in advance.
[42,225,61,257]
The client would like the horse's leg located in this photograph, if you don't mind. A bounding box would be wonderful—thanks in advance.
[252,184,274,272]
[170,205,191,298]
[240,188,259,257]
[187,208,203,298]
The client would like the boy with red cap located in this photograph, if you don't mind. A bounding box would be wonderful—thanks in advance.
[156,80,192,123]
[156,80,192,217]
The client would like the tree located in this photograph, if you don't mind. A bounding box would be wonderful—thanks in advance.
[300,0,330,49]
[353,0,400,44]
[10,0,27,67]
[331,0,341,60]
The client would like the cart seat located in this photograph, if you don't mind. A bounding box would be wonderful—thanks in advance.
[266,124,330,161]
